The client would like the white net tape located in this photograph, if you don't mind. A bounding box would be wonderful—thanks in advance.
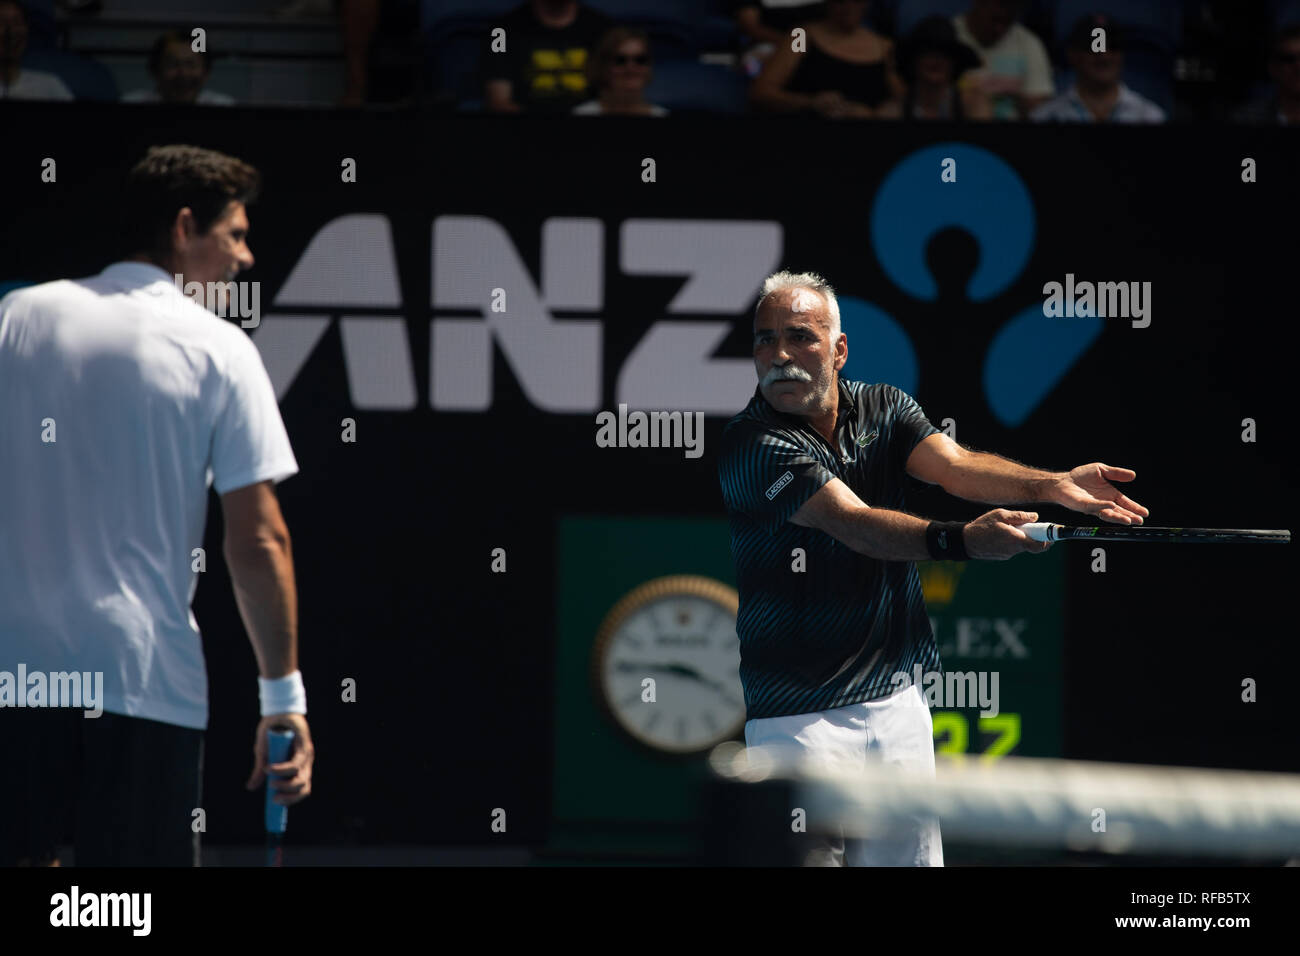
[709,744,1300,857]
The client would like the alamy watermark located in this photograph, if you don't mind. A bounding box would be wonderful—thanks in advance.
[0,664,103,717]
[1042,274,1151,328]
[595,404,705,459]
[50,886,151,936]
[173,274,261,328]
[890,665,1000,717]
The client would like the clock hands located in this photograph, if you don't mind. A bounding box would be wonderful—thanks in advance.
[613,661,743,707]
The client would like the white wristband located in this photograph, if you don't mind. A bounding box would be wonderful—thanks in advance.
[258,670,307,717]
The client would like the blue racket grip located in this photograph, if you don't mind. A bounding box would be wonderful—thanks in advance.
[265,729,295,834]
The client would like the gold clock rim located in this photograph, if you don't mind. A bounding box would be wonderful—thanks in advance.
[590,574,744,756]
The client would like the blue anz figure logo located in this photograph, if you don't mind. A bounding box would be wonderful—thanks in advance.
[837,143,1102,427]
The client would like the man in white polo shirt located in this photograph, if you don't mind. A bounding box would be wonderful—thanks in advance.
[1030,16,1165,124]
[0,144,314,866]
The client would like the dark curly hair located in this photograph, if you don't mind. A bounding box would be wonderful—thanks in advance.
[122,145,260,260]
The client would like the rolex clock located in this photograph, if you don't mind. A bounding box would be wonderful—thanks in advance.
[591,575,746,754]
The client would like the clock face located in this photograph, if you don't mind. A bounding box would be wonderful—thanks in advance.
[592,576,746,754]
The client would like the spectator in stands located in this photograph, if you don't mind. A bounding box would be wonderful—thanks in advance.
[750,0,903,119]
[338,0,419,108]
[732,1,826,78]
[122,31,235,105]
[0,0,72,100]
[483,0,611,114]
[1232,24,1300,125]
[952,0,1052,119]
[898,15,990,120]
[573,27,667,116]
[1031,16,1164,124]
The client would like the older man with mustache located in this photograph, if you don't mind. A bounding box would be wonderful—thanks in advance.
[717,270,1147,866]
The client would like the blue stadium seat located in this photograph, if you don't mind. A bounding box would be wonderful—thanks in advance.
[1124,66,1173,115]
[20,50,118,101]
[426,25,489,104]
[420,0,524,107]
[585,0,695,20]
[1274,0,1300,27]
[23,0,58,50]
[696,0,740,51]
[642,60,749,113]
[895,0,972,38]
[585,0,699,56]
[422,0,701,65]
[420,0,517,34]
[1051,0,1182,55]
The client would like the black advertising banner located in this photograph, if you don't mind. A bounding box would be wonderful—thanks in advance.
[0,105,1294,849]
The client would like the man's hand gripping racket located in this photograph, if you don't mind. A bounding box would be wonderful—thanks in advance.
[246,713,315,865]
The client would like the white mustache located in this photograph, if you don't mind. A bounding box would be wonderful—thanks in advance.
[761,365,813,387]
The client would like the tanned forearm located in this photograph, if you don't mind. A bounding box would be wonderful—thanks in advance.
[839,507,933,561]
[225,538,299,679]
[945,451,1064,505]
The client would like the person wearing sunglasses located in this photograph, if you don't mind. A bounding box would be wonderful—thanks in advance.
[573,27,667,116]
[1232,24,1300,125]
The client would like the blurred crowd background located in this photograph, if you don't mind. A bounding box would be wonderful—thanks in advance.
[1,0,1298,124]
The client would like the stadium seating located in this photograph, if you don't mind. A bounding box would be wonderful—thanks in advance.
[643,60,748,113]
[1051,0,1182,55]
[1273,0,1300,27]
[894,0,971,38]
[426,24,487,107]
[422,0,722,107]
[21,48,118,100]
[23,0,57,49]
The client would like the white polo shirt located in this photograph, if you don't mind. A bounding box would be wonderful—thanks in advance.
[0,261,298,730]
[0,69,75,101]
[953,15,1055,119]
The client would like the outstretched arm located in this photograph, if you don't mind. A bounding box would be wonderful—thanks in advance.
[790,477,1050,560]
[906,434,1149,523]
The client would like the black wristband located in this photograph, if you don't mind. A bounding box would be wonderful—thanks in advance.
[925,521,969,561]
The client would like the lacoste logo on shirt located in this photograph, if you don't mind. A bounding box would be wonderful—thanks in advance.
[856,429,878,448]
[766,471,794,500]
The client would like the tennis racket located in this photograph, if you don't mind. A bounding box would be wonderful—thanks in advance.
[265,728,295,867]
[1021,523,1290,544]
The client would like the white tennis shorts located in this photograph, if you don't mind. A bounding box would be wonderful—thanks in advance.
[744,683,943,866]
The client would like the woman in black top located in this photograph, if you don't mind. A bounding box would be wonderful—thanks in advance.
[750,0,903,118]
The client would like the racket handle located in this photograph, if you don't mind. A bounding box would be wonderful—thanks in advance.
[265,729,295,834]
[1020,522,1059,542]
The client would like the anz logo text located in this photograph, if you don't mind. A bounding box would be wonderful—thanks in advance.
[254,143,1101,427]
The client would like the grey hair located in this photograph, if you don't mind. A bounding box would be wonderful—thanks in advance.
[754,270,841,340]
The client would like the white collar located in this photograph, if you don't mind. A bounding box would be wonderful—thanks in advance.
[99,260,182,289]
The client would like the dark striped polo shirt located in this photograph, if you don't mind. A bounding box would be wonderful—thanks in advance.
[717,377,942,720]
